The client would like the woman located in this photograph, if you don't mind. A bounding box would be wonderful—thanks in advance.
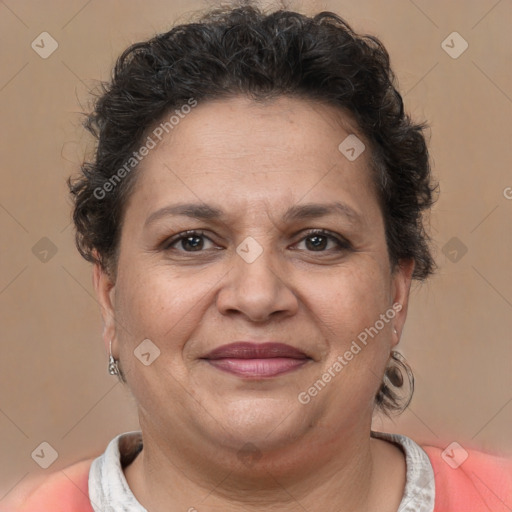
[4,4,511,511]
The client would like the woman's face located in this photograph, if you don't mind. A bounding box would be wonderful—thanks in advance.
[95,96,413,461]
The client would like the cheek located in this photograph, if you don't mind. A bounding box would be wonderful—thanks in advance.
[114,262,207,357]
[311,265,392,390]
[113,265,209,412]
[310,263,391,335]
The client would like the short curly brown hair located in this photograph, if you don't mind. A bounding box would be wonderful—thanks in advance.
[69,4,437,414]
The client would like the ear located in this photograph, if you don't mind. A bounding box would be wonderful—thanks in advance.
[92,258,117,355]
[390,258,415,348]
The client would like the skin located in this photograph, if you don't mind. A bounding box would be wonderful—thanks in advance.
[93,95,415,512]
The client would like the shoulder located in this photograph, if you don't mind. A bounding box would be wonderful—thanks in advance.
[0,458,95,512]
[421,443,512,512]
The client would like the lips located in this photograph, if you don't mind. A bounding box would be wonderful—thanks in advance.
[202,342,311,378]
[204,342,309,360]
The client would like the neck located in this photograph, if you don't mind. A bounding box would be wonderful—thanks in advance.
[123,420,404,512]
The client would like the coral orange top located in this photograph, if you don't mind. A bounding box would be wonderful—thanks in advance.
[2,443,511,511]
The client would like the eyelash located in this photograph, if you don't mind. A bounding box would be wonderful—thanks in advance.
[162,229,352,254]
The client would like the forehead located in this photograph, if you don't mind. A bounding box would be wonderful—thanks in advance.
[126,95,380,224]
[152,95,363,163]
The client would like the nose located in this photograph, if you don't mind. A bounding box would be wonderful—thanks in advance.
[216,244,299,323]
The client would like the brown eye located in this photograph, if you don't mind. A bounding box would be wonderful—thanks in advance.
[164,230,216,252]
[179,235,205,251]
[296,229,351,252]
[305,234,329,251]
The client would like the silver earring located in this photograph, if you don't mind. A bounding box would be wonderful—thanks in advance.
[108,340,119,376]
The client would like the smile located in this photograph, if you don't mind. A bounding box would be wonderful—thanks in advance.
[202,342,312,378]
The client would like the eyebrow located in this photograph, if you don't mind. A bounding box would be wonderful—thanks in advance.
[144,201,362,228]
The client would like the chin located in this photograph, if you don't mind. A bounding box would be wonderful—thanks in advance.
[206,397,309,449]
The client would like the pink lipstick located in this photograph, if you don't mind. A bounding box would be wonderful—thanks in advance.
[202,342,311,378]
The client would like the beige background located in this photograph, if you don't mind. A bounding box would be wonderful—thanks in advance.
[1,0,511,499]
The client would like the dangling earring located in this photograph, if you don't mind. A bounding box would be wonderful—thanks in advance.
[108,339,119,376]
